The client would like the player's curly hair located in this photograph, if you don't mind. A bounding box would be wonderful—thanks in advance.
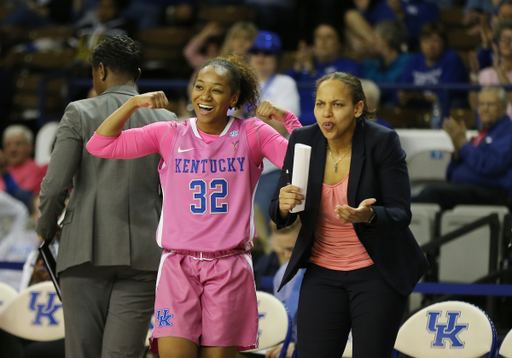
[90,35,141,81]
[197,53,261,115]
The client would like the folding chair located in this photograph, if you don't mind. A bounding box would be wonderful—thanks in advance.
[0,281,64,341]
[393,300,498,358]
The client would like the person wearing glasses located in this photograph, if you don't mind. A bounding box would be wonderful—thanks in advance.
[413,86,512,210]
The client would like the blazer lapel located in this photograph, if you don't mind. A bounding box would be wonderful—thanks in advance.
[348,119,366,208]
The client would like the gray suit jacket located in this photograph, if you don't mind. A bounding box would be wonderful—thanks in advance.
[36,85,177,274]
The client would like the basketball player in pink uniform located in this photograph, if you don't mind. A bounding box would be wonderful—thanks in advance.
[86,53,301,358]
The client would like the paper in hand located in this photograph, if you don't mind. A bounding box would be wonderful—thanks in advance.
[290,143,311,213]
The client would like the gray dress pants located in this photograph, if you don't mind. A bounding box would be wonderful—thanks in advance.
[60,262,157,358]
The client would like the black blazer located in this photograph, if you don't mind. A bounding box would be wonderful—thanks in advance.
[269,118,429,296]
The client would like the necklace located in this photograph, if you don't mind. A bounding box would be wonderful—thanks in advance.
[327,144,352,172]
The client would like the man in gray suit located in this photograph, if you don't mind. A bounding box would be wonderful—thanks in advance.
[36,36,177,358]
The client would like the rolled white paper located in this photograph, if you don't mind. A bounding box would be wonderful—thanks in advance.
[290,143,311,213]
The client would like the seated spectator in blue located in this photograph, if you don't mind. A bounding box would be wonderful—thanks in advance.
[287,23,361,126]
[387,0,440,51]
[399,23,468,121]
[412,86,512,210]
[470,21,512,120]
[360,79,393,129]
[355,0,396,26]
[254,218,301,294]
[362,20,409,106]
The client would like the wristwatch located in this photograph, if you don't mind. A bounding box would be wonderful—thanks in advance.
[367,208,376,225]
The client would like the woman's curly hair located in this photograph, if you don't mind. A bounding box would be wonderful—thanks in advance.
[197,53,261,115]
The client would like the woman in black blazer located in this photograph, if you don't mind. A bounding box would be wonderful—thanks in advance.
[269,72,428,358]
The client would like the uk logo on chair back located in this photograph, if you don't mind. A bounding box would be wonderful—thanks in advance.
[393,301,497,358]
[0,281,64,341]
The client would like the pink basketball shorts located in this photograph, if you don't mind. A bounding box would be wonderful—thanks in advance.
[149,249,259,354]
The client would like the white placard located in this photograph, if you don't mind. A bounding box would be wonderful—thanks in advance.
[290,143,311,213]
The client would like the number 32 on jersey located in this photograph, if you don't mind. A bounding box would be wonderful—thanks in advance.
[189,179,228,214]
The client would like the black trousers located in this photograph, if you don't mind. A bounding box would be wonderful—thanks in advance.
[412,183,512,211]
[297,264,407,358]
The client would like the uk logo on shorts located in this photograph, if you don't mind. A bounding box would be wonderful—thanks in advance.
[426,310,468,348]
[157,309,174,328]
[229,130,238,137]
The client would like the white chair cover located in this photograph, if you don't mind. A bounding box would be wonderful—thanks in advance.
[0,281,18,314]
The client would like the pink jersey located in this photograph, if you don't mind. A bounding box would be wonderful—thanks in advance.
[87,112,301,252]
[157,117,261,252]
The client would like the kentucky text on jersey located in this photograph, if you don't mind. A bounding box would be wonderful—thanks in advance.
[175,157,246,174]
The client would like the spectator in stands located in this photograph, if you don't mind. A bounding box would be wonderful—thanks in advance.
[73,0,136,73]
[254,218,301,294]
[362,20,409,106]
[387,0,440,51]
[355,0,396,26]
[183,21,224,70]
[470,21,512,119]
[399,22,468,124]
[288,23,361,126]
[245,30,301,237]
[36,35,175,358]
[220,21,258,57]
[413,86,512,210]
[471,1,512,70]
[360,79,393,129]
[0,125,47,210]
